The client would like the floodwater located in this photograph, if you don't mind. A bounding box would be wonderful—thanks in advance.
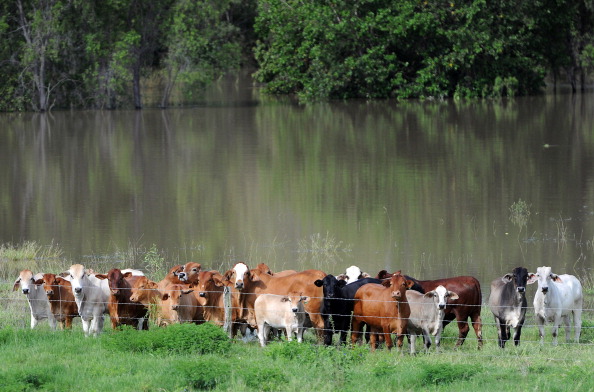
[1,75,594,289]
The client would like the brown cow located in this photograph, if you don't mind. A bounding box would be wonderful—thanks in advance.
[351,272,414,351]
[105,269,149,330]
[177,262,202,285]
[35,273,79,330]
[255,263,297,277]
[160,283,204,325]
[129,276,161,307]
[377,270,484,348]
[222,263,326,335]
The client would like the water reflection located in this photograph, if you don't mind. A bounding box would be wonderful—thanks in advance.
[1,91,593,288]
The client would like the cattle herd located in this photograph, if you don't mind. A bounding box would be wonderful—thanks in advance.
[11,262,585,352]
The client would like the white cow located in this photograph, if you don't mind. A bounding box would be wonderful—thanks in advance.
[254,293,308,347]
[68,264,111,337]
[13,270,57,330]
[527,266,583,345]
[406,285,459,353]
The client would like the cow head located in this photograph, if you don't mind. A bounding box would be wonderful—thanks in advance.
[222,262,250,290]
[13,270,37,295]
[177,262,202,283]
[37,273,59,296]
[255,263,274,276]
[107,268,125,296]
[382,271,414,300]
[503,266,529,295]
[527,266,561,294]
[281,292,309,313]
[195,270,224,304]
[314,275,346,299]
[130,276,158,304]
[68,264,88,297]
[425,285,459,310]
[345,265,363,283]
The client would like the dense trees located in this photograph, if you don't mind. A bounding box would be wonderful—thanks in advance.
[0,0,592,110]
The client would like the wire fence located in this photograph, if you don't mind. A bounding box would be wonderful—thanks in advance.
[2,284,593,349]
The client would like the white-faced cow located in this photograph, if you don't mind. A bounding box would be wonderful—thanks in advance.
[68,264,111,337]
[528,266,583,345]
[13,270,56,330]
[488,267,529,348]
[406,285,459,353]
[254,292,309,347]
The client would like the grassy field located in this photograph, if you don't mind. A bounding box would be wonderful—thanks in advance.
[1,242,594,391]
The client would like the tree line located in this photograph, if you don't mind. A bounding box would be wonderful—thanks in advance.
[0,0,592,111]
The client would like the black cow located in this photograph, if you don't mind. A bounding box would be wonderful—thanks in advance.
[488,267,529,348]
[314,275,381,345]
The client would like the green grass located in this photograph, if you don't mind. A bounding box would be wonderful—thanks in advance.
[0,325,593,392]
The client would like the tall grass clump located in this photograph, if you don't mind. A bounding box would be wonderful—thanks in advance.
[0,241,65,281]
[509,199,531,238]
[297,232,352,269]
[102,323,231,355]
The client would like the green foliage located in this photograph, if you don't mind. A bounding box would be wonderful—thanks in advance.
[175,356,232,390]
[420,362,482,385]
[509,199,531,231]
[266,341,367,367]
[143,243,165,276]
[102,323,231,355]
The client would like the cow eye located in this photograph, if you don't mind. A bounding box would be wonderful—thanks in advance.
[192,268,197,272]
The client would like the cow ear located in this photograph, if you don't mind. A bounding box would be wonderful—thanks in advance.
[381,279,391,288]
[123,272,133,278]
[448,291,459,300]
[250,272,261,282]
[212,274,225,287]
[58,271,69,278]
[148,281,159,289]
[222,270,233,282]
[55,277,66,285]
[94,274,108,280]
[552,274,562,283]
[12,278,21,291]
[527,273,538,284]
[502,273,513,283]
[405,280,415,289]
[281,297,290,302]
[34,278,45,285]
[314,279,323,287]
[424,291,436,298]
[337,280,347,288]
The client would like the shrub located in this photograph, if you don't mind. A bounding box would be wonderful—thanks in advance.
[420,362,481,386]
[102,323,231,355]
[265,341,367,367]
[175,356,231,390]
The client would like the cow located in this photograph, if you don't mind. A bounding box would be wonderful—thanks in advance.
[406,285,459,353]
[527,266,583,345]
[345,265,363,284]
[351,272,414,351]
[176,262,202,285]
[254,292,309,347]
[255,263,297,277]
[488,267,529,348]
[221,263,326,337]
[105,268,149,330]
[13,270,56,330]
[377,270,483,348]
[193,270,240,330]
[35,273,79,330]
[160,283,204,325]
[68,264,111,336]
[314,275,382,345]
[129,276,160,306]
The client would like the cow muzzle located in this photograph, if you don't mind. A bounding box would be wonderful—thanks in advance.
[22,288,30,295]
[292,307,299,313]
[74,287,83,295]
[438,304,446,310]
[391,291,402,299]
[46,290,54,296]
[178,272,187,281]
[541,287,548,294]
[517,287,525,293]
[235,281,244,290]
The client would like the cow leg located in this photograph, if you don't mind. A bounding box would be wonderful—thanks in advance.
[383,327,394,351]
[423,330,432,352]
[30,316,38,329]
[454,318,470,348]
[257,322,269,347]
[495,317,505,348]
[351,319,362,346]
[536,315,545,344]
[322,315,334,345]
[551,316,560,346]
[512,324,523,346]
[562,315,571,343]
[81,317,91,336]
[409,333,416,355]
[573,308,582,343]
[471,312,483,348]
